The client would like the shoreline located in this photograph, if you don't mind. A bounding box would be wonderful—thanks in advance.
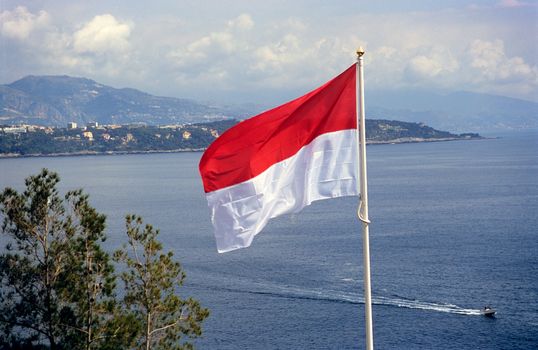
[0,137,486,159]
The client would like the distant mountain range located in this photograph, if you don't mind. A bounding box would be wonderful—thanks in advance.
[1,75,536,132]
[367,89,538,132]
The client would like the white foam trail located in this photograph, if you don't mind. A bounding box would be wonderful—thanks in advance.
[271,286,482,315]
[195,276,483,316]
[341,278,357,282]
[300,287,482,315]
[372,296,482,315]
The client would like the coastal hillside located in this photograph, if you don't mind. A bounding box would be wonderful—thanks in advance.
[1,75,233,126]
[0,119,480,157]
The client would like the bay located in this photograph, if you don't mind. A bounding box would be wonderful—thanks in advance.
[1,131,537,349]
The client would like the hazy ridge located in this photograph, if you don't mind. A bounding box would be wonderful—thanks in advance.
[1,75,536,132]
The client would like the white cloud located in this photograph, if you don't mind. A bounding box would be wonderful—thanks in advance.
[408,56,445,78]
[166,13,359,95]
[496,0,530,8]
[463,38,538,97]
[375,46,397,59]
[168,14,253,70]
[73,14,132,54]
[405,46,460,81]
[253,34,303,72]
[1,3,536,103]
[469,39,536,83]
[228,13,254,31]
[0,6,49,40]
[0,8,138,84]
[165,9,536,101]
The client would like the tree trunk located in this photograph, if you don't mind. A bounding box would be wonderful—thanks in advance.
[146,312,151,350]
[86,241,93,350]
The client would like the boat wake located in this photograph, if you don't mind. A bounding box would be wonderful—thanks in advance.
[373,295,482,315]
[194,280,482,316]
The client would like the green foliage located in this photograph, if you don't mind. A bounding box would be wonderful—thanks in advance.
[114,215,209,350]
[0,119,481,156]
[0,170,72,349]
[60,189,128,350]
[365,119,455,141]
[0,170,209,349]
[0,121,235,156]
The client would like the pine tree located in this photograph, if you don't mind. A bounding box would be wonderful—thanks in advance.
[1,170,209,349]
[61,189,136,349]
[0,169,135,349]
[114,215,209,350]
[0,169,73,349]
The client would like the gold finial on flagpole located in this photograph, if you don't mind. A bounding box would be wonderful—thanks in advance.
[356,46,365,58]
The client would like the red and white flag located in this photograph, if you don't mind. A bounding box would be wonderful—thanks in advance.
[199,65,359,252]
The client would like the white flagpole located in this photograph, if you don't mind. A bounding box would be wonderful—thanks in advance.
[356,47,374,350]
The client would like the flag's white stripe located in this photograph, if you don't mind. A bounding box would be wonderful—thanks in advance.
[206,129,359,253]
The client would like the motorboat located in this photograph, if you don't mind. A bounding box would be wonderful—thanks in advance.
[481,306,496,317]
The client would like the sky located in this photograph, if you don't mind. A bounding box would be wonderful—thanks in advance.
[1,0,537,105]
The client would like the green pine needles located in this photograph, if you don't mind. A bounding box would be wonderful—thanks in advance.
[114,215,209,350]
[0,169,209,350]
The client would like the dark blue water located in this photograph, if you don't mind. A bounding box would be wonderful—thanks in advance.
[1,132,537,349]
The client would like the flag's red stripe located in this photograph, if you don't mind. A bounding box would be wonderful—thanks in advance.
[199,64,357,193]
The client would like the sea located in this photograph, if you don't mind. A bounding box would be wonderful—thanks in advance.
[0,131,537,349]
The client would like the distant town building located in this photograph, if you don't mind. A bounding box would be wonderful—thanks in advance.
[159,124,182,129]
[87,122,99,128]
[2,126,27,134]
[210,129,219,138]
[122,133,134,144]
[82,131,94,141]
[182,131,192,140]
[67,122,77,129]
